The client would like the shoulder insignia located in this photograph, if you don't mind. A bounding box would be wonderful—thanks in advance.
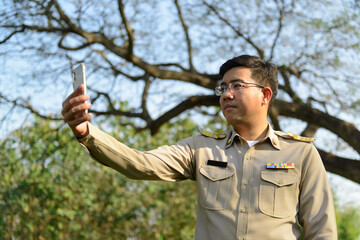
[287,132,316,143]
[275,131,315,143]
[200,129,226,139]
[274,131,287,138]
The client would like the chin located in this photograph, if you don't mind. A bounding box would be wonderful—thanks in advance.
[224,115,236,125]
[225,115,244,126]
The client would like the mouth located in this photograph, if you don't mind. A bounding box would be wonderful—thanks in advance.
[223,103,236,110]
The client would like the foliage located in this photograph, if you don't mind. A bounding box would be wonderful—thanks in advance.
[0,117,199,239]
[335,202,360,240]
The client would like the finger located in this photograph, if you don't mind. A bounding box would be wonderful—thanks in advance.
[63,101,91,122]
[67,113,92,129]
[61,94,90,117]
[62,84,85,108]
[63,102,91,123]
[74,111,85,119]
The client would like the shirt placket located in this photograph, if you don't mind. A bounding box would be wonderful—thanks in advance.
[236,142,254,240]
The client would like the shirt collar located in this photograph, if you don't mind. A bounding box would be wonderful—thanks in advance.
[225,123,281,150]
[266,124,281,150]
[225,128,238,149]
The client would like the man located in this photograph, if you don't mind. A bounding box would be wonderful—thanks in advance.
[62,55,337,239]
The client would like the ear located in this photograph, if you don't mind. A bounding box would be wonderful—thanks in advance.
[261,87,273,106]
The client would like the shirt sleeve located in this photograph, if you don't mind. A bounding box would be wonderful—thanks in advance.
[78,122,196,181]
[298,143,337,240]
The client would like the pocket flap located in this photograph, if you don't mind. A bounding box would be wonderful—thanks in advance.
[200,166,234,182]
[261,171,299,187]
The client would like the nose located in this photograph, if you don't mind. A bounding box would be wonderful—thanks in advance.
[221,88,234,100]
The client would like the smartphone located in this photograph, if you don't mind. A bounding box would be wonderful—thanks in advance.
[72,63,88,114]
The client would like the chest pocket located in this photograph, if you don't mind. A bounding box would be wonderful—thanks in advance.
[259,171,299,218]
[198,165,234,210]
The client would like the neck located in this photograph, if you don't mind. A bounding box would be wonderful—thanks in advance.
[232,119,269,141]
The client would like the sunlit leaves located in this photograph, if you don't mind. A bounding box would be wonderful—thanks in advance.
[0,116,197,239]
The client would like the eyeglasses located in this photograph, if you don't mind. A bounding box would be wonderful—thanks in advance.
[214,81,264,96]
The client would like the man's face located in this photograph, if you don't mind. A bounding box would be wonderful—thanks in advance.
[219,67,265,126]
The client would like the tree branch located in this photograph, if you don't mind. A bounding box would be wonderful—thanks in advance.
[278,66,303,103]
[273,99,360,154]
[106,41,214,88]
[0,27,26,44]
[52,0,77,30]
[301,123,319,137]
[0,93,62,121]
[117,0,134,57]
[148,95,219,134]
[174,0,195,72]
[91,48,144,81]
[2,24,66,34]
[269,107,281,131]
[203,1,264,59]
[140,75,152,121]
[58,33,91,50]
[270,0,285,60]
[154,62,188,72]
[90,109,143,119]
[88,88,117,111]
[89,87,144,119]
[5,17,216,90]
[319,149,360,184]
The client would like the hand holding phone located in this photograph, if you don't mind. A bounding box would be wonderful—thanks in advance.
[72,63,88,114]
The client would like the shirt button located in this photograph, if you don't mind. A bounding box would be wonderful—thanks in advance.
[243,180,248,186]
[241,208,246,213]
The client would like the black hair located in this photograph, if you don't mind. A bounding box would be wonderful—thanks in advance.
[219,55,278,108]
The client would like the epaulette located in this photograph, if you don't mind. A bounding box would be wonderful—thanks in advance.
[200,129,227,139]
[275,131,315,143]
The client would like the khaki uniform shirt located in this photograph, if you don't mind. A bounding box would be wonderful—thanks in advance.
[79,122,337,240]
